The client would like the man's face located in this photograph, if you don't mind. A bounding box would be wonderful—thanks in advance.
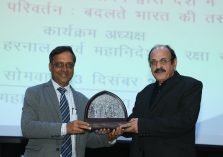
[149,47,177,84]
[49,51,74,87]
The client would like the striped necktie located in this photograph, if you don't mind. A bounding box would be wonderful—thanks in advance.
[57,87,72,157]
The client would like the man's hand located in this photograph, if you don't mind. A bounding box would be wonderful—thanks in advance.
[95,127,124,141]
[67,120,91,134]
[120,118,138,133]
[107,127,124,141]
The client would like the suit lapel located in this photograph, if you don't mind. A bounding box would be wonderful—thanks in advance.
[149,71,181,112]
[149,89,162,111]
[45,81,61,120]
[142,84,155,116]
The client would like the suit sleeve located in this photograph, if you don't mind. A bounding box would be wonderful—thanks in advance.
[21,88,62,139]
[137,80,203,137]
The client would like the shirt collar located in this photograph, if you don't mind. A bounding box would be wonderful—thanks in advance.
[155,71,177,88]
[51,79,70,92]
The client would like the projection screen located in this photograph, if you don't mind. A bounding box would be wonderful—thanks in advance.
[0,0,223,146]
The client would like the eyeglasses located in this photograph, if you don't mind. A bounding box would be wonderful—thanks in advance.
[52,62,74,69]
[149,58,172,67]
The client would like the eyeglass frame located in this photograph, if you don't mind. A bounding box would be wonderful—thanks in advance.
[149,58,174,67]
[52,61,75,69]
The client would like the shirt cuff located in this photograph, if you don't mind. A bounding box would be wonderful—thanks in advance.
[108,139,116,145]
[61,123,67,136]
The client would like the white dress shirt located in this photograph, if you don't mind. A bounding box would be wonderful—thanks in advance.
[52,79,77,157]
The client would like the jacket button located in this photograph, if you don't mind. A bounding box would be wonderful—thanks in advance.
[56,148,60,151]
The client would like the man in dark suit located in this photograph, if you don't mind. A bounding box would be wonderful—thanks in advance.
[21,46,120,157]
[121,44,203,157]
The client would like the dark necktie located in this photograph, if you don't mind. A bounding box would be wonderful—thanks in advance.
[57,87,72,157]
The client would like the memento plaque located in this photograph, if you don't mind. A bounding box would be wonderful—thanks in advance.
[84,91,128,130]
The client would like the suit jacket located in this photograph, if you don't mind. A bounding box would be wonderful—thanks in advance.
[128,71,203,157]
[21,81,111,157]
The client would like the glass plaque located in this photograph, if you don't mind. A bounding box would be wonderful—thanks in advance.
[84,91,128,130]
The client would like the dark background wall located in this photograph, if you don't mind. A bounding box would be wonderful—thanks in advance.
[1,137,223,157]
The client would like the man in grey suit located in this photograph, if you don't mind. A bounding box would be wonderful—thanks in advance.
[21,46,120,157]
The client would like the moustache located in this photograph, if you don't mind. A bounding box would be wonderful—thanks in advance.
[155,68,166,73]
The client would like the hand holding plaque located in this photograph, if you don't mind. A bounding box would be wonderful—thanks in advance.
[84,91,128,130]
